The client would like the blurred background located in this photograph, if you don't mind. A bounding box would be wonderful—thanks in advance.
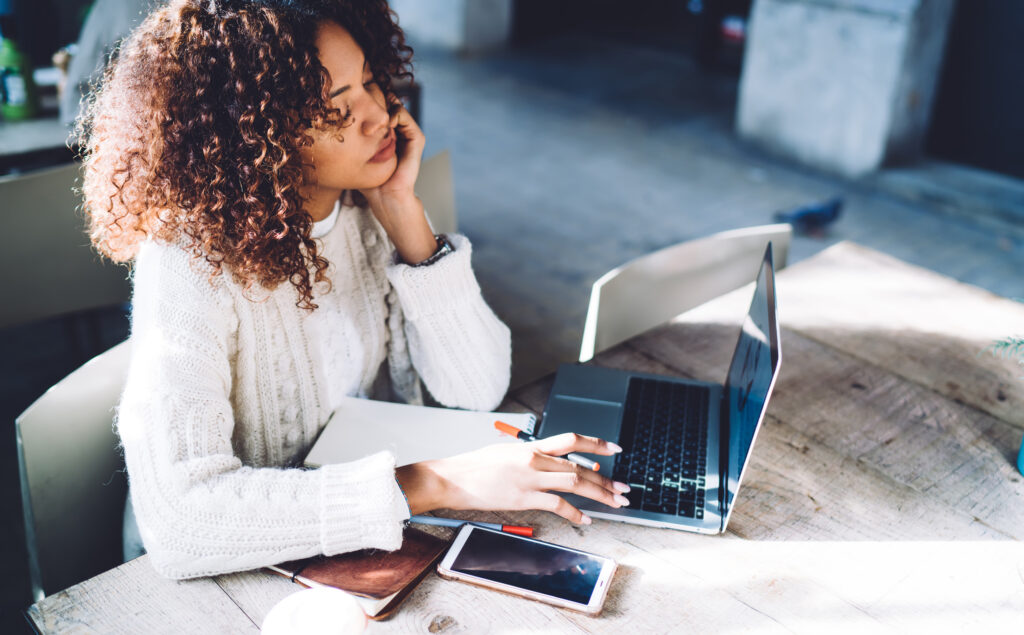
[2,0,1022,630]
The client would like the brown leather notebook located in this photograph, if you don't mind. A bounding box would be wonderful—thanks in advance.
[266,527,449,620]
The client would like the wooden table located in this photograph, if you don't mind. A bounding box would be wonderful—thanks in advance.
[27,243,1024,633]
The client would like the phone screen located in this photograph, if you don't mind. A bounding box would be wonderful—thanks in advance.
[450,528,605,605]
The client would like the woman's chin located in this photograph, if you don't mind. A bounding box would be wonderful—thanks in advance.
[329,158,399,193]
[363,157,399,188]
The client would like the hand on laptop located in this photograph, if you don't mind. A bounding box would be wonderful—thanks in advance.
[395,432,632,524]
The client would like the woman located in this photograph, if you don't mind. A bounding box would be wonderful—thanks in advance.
[80,0,631,580]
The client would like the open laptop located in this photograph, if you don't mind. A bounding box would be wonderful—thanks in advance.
[537,244,781,533]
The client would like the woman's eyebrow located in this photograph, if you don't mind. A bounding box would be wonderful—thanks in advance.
[328,59,369,99]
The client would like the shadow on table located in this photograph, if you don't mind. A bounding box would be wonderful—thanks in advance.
[509,319,1023,543]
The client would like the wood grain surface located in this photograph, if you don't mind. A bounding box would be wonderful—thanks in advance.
[27,243,1024,634]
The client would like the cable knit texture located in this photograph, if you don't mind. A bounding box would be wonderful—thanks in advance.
[117,203,511,579]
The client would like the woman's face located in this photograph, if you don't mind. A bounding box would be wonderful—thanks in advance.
[303,21,398,192]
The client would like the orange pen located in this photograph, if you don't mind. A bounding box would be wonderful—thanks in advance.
[494,421,601,471]
[409,515,534,537]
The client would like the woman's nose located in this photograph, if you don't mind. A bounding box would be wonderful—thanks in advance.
[361,89,390,135]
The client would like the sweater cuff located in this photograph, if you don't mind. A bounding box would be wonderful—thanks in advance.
[385,234,480,321]
[319,451,410,555]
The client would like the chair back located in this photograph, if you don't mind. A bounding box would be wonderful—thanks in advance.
[16,341,131,600]
[416,150,457,235]
[579,224,791,362]
[0,163,130,328]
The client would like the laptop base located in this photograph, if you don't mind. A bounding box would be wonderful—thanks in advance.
[539,364,724,534]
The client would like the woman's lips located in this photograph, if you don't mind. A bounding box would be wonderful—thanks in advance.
[369,133,396,163]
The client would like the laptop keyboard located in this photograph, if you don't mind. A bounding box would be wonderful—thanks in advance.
[611,377,710,519]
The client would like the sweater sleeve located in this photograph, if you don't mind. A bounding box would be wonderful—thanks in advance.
[385,234,512,411]
[118,242,409,580]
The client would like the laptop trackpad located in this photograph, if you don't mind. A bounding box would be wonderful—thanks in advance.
[541,396,622,473]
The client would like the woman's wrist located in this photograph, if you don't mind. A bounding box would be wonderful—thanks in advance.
[395,460,447,515]
[366,192,437,264]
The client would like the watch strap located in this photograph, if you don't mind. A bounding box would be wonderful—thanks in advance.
[411,234,454,267]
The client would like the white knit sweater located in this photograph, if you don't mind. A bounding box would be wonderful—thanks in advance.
[117,203,511,579]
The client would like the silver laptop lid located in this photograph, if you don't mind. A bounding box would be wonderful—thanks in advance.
[721,244,782,529]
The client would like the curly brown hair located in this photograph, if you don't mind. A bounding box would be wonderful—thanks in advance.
[78,0,413,309]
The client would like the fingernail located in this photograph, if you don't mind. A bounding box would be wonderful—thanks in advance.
[613,481,631,493]
[614,494,630,507]
[607,442,623,453]
[580,514,592,525]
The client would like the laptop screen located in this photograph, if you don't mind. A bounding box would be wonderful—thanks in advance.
[722,245,781,523]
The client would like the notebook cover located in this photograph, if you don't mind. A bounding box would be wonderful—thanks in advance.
[303,397,536,468]
[270,526,449,602]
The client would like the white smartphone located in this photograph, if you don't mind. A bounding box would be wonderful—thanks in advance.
[436,524,617,615]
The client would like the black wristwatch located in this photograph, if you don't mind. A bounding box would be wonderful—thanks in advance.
[412,234,454,267]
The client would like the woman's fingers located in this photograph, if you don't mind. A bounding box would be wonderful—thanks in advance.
[529,452,631,511]
[389,102,424,150]
[381,102,424,192]
[532,431,622,457]
[429,435,634,526]
[531,492,592,525]
[535,467,631,510]
[387,94,402,127]
[530,452,628,491]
